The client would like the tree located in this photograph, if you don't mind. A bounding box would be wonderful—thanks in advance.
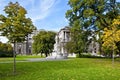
[66,0,120,54]
[102,16,120,61]
[65,20,91,57]
[0,2,35,74]
[32,30,56,57]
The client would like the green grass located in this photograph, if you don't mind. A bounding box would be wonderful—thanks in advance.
[16,55,44,58]
[1,58,120,80]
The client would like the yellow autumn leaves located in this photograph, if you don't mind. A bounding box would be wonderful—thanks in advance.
[102,16,120,50]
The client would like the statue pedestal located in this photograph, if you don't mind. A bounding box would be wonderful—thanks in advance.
[46,53,67,59]
[56,53,67,59]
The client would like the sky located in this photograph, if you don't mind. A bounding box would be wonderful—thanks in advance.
[0,0,70,43]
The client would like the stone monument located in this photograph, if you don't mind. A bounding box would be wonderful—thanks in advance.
[46,26,70,59]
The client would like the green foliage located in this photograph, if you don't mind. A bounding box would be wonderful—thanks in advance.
[102,16,120,56]
[1,58,120,80]
[0,2,36,73]
[66,0,120,55]
[0,42,13,57]
[0,2,36,43]
[76,53,102,58]
[32,30,56,57]
[65,20,91,56]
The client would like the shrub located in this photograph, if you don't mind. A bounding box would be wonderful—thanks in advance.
[0,42,13,57]
[0,51,13,57]
[76,53,102,58]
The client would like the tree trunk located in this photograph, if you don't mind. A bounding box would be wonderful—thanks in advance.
[112,40,115,65]
[13,42,16,74]
[41,53,42,57]
[45,53,48,57]
[78,52,81,58]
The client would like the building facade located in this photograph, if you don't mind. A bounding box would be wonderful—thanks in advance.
[51,26,71,58]
[88,41,99,55]
[15,30,39,55]
[50,26,100,59]
[15,26,99,56]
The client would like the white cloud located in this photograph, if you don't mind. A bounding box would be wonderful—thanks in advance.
[40,0,55,12]
[0,36,8,43]
[27,0,58,22]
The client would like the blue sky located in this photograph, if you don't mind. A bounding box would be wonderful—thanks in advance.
[0,0,70,43]
[0,0,70,31]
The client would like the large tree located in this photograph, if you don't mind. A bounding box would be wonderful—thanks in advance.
[32,30,56,57]
[65,20,91,57]
[0,2,35,73]
[66,0,120,55]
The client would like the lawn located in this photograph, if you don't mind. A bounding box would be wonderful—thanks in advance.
[0,58,120,80]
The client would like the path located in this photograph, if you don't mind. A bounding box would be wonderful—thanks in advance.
[0,58,69,63]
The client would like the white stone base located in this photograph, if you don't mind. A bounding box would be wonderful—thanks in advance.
[46,54,67,60]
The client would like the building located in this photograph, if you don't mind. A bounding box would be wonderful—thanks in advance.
[15,26,99,57]
[48,26,99,59]
[88,41,99,55]
[15,30,39,55]
[51,26,71,58]
[47,26,77,59]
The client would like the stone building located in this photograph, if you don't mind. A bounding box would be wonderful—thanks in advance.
[47,26,99,59]
[87,41,99,55]
[15,26,99,56]
[51,26,71,58]
[15,30,39,55]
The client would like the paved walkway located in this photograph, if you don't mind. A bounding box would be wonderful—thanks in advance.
[0,61,28,63]
[0,58,69,63]
[28,58,69,61]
